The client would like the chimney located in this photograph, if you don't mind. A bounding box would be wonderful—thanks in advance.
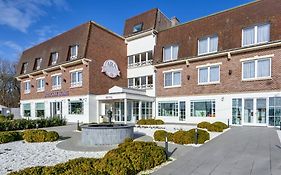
[170,16,180,27]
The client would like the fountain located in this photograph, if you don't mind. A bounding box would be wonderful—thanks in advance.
[81,110,134,146]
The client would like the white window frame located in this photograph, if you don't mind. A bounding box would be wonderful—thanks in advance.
[51,52,58,65]
[35,58,42,70]
[24,80,31,94]
[68,100,84,115]
[190,100,216,117]
[241,57,272,81]
[158,101,179,117]
[242,23,270,47]
[70,70,83,88]
[51,73,62,90]
[22,63,28,74]
[197,63,221,85]
[70,45,78,60]
[163,45,179,62]
[128,75,153,89]
[128,50,153,68]
[163,69,182,88]
[198,35,218,55]
[36,77,45,92]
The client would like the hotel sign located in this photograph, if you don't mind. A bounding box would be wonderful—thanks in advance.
[45,91,69,98]
[101,60,120,78]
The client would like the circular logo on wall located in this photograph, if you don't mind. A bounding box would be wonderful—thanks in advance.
[101,60,120,78]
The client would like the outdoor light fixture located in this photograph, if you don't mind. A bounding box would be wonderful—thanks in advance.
[229,70,232,75]
[63,79,66,83]
[187,75,190,80]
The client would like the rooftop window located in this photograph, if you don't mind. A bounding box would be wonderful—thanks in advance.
[34,58,42,70]
[69,45,79,60]
[21,62,28,74]
[50,52,58,66]
[133,23,143,33]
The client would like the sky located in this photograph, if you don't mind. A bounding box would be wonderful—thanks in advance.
[0,0,254,62]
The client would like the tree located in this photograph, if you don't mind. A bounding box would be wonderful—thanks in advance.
[0,58,20,108]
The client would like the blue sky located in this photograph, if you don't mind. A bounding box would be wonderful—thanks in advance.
[0,0,253,61]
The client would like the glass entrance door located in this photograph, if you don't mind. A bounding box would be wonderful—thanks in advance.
[114,101,124,122]
[50,102,62,117]
[243,98,267,125]
[244,99,254,123]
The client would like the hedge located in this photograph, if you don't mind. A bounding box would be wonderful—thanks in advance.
[212,122,228,129]
[197,121,211,129]
[0,117,67,131]
[0,130,59,144]
[136,119,164,125]
[23,130,59,142]
[153,130,174,142]
[0,131,23,144]
[9,141,167,175]
[154,128,210,145]
[207,124,223,132]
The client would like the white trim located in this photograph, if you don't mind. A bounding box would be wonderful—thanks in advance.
[35,76,45,80]
[69,68,83,73]
[163,68,183,73]
[197,65,220,85]
[198,35,218,56]
[240,54,274,62]
[163,71,182,88]
[196,62,222,68]
[163,45,179,62]
[51,73,62,77]
[242,23,270,47]
[23,80,31,83]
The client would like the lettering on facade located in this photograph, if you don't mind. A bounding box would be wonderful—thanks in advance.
[45,91,69,98]
[101,60,120,78]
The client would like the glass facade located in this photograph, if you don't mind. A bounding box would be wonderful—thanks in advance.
[190,100,215,117]
[269,97,281,126]
[158,102,178,117]
[232,99,242,124]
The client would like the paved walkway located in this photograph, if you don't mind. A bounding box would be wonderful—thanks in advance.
[153,127,281,175]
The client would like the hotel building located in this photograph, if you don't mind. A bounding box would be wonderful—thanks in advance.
[16,0,281,126]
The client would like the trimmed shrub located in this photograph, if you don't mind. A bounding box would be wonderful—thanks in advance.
[0,117,67,131]
[154,130,174,142]
[197,121,211,129]
[0,131,23,144]
[23,130,59,142]
[9,141,167,175]
[207,124,223,132]
[136,119,164,125]
[212,122,228,129]
[173,129,210,144]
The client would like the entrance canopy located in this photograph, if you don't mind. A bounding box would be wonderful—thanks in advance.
[96,86,154,124]
[96,86,154,102]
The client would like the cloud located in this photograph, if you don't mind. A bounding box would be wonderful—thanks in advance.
[0,0,68,33]
[0,40,23,60]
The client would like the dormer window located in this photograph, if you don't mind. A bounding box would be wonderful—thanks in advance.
[50,52,58,66]
[242,23,270,47]
[133,23,143,33]
[70,45,78,60]
[198,35,218,55]
[21,62,28,74]
[163,45,179,62]
[34,58,42,70]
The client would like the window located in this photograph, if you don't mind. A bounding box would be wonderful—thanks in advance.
[35,103,45,118]
[232,99,242,125]
[141,102,152,119]
[164,71,181,87]
[128,50,153,67]
[70,71,82,87]
[23,103,31,117]
[198,35,218,55]
[242,58,271,80]
[34,58,42,70]
[269,97,281,126]
[69,101,84,114]
[70,45,78,60]
[198,65,220,84]
[50,52,58,66]
[163,45,179,62]
[21,62,28,74]
[242,23,270,46]
[128,75,153,89]
[37,78,45,92]
[190,100,216,117]
[24,81,31,94]
[179,101,186,121]
[158,102,178,117]
[52,75,62,90]
[133,23,143,33]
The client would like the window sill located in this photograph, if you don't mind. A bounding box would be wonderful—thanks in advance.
[198,51,218,56]
[37,89,45,93]
[70,84,83,89]
[24,91,30,94]
[242,41,269,48]
[164,85,181,89]
[198,82,220,86]
[52,87,62,91]
[162,58,178,63]
[242,77,272,82]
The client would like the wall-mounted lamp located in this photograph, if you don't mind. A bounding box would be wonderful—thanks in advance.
[31,85,34,88]
[187,75,190,80]
[63,79,66,83]
[45,82,49,86]
[221,97,224,101]
[154,69,157,73]
[228,70,232,75]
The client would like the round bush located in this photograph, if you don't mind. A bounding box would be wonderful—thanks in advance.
[173,130,192,144]
[207,124,223,132]
[136,119,164,125]
[197,121,211,129]
[23,130,59,142]
[0,131,23,144]
[212,122,228,129]
[154,130,173,142]
[187,129,210,144]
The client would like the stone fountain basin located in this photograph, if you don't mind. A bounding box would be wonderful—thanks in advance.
[81,124,134,146]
